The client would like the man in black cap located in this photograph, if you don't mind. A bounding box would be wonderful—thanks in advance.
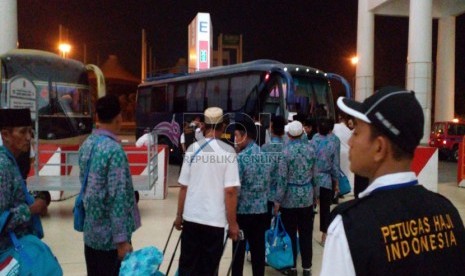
[0,108,48,250]
[320,87,465,275]
[78,95,140,275]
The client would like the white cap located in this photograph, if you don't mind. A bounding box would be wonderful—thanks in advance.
[288,121,303,137]
[204,107,224,124]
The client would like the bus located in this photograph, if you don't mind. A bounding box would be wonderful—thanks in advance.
[0,49,106,145]
[136,59,338,161]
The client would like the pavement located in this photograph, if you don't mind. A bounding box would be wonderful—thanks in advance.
[40,160,464,275]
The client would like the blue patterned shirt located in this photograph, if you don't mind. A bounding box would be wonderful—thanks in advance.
[0,147,35,250]
[310,133,340,190]
[261,136,285,203]
[276,139,316,208]
[79,129,139,250]
[237,142,268,214]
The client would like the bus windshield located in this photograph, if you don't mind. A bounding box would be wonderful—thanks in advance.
[288,75,333,119]
[0,49,104,143]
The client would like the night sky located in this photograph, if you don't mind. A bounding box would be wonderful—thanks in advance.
[16,0,465,115]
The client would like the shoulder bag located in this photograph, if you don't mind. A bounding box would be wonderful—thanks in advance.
[338,169,351,196]
[0,211,63,276]
[73,138,101,232]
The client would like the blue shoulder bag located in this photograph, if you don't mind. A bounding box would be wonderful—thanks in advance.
[0,213,63,276]
[338,169,351,195]
[73,138,100,232]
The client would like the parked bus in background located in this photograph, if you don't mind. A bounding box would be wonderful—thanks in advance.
[136,59,338,162]
[0,49,106,145]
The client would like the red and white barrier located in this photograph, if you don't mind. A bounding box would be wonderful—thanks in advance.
[28,144,168,200]
[28,144,79,201]
[124,145,169,200]
[411,146,438,192]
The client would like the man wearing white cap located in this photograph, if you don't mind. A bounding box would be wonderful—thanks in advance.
[275,120,316,276]
[174,107,240,276]
[321,86,465,275]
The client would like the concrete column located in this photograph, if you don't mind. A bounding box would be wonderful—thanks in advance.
[0,0,18,54]
[406,0,433,144]
[355,0,375,101]
[435,16,456,122]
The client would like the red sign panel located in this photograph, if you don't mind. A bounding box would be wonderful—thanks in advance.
[199,40,209,70]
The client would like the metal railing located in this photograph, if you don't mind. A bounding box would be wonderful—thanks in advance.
[27,131,158,191]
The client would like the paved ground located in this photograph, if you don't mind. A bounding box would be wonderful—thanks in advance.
[39,159,465,275]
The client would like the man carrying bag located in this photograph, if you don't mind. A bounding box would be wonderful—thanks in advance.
[0,108,62,275]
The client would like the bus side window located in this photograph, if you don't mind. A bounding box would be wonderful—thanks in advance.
[206,78,228,110]
[167,85,174,112]
[231,74,260,111]
[137,87,151,113]
[150,86,168,112]
[186,80,205,112]
[173,84,186,113]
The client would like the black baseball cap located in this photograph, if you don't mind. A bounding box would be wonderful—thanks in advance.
[337,86,424,154]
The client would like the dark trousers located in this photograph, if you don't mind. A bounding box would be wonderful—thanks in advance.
[232,213,269,276]
[84,245,121,276]
[178,220,225,276]
[319,187,333,233]
[280,206,315,269]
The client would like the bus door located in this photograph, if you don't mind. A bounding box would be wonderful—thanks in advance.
[288,76,334,120]
[261,71,286,118]
[243,72,286,117]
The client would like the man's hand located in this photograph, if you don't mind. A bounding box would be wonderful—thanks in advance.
[273,202,280,215]
[117,242,133,260]
[29,198,47,216]
[333,181,340,195]
[228,222,240,241]
[174,215,183,231]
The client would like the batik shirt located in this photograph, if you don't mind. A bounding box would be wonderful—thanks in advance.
[79,129,139,250]
[0,147,35,250]
[261,136,285,203]
[310,133,340,190]
[237,142,268,214]
[276,139,316,208]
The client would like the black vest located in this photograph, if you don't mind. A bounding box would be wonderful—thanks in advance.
[331,185,465,276]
